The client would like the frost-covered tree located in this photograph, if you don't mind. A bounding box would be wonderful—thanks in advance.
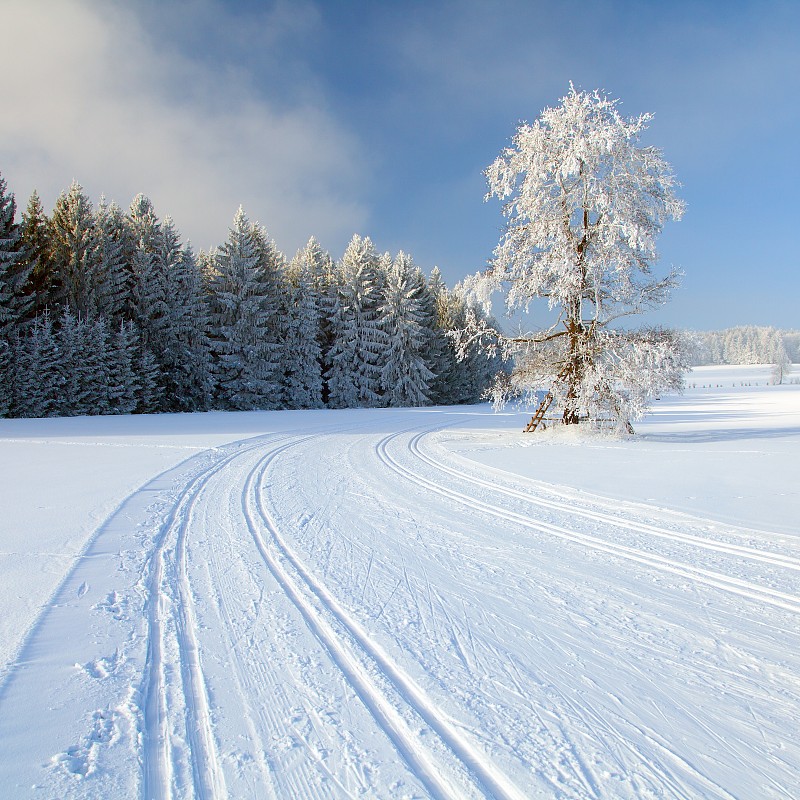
[690,326,793,367]
[17,190,52,321]
[462,85,686,430]
[207,208,282,410]
[0,174,28,415]
[281,249,324,409]
[0,174,31,335]
[443,283,505,404]
[153,221,211,411]
[48,182,98,317]
[92,199,130,321]
[325,235,387,408]
[379,252,434,406]
[127,194,167,407]
[107,320,140,414]
[12,310,61,417]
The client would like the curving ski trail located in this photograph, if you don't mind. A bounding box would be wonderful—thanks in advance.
[409,430,800,572]
[243,434,530,800]
[374,430,800,616]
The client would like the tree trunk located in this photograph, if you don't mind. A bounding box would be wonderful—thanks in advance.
[562,300,583,425]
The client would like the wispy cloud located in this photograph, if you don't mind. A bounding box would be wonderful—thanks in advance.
[0,0,366,254]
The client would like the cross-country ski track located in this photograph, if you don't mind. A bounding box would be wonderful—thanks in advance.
[1,399,799,799]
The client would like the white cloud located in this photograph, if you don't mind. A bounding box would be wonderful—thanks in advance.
[0,0,366,254]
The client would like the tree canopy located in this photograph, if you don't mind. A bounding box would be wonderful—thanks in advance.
[461,84,687,430]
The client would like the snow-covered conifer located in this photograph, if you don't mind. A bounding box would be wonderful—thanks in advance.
[379,252,434,406]
[208,208,282,410]
[18,191,52,322]
[136,346,161,413]
[0,174,31,334]
[151,220,211,411]
[108,320,139,414]
[14,311,61,417]
[281,251,323,409]
[424,267,461,405]
[92,199,130,320]
[325,235,387,408]
[48,182,97,317]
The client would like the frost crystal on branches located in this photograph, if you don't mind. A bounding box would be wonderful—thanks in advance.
[465,84,687,431]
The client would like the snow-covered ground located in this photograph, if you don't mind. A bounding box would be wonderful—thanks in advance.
[0,365,798,799]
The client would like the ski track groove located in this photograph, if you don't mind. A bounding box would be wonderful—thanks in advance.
[374,431,800,616]
[412,432,800,572]
[243,432,531,800]
[142,434,297,800]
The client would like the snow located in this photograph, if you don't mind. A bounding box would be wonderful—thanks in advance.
[0,366,798,798]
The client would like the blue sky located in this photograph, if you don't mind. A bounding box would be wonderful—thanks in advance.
[2,0,798,330]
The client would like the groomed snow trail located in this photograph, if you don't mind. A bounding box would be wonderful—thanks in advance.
[1,409,798,799]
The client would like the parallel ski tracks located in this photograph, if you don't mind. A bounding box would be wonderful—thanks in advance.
[142,424,530,800]
[410,431,800,573]
[375,430,800,617]
[142,418,797,799]
[141,434,300,800]
[243,434,529,800]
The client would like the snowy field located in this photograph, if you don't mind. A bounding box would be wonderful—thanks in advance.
[0,365,798,799]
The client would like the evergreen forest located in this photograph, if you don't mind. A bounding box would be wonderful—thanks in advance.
[0,174,501,418]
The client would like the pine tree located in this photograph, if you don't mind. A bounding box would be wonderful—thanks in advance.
[0,173,31,335]
[325,235,387,408]
[127,194,169,408]
[49,182,97,316]
[324,263,360,409]
[295,237,337,405]
[17,190,52,322]
[108,320,139,414]
[148,219,211,411]
[14,311,61,417]
[136,346,161,413]
[379,252,434,406]
[171,241,212,411]
[92,199,130,320]
[281,252,323,408]
[87,316,113,414]
[208,208,282,410]
[55,307,83,415]
[424,266,460,405]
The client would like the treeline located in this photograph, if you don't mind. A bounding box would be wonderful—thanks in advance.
[0,174,501,418]
[689,326,798,367]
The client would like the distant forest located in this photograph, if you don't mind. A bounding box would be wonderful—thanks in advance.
[688,327,798,367]
[0,174,502,419]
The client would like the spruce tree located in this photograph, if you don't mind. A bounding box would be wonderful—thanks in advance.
[424,266,459,405]
[0,174,31,335]
[92,199,130,320]
[108,320,139,414]
[325,235,387,408]
[281,252,323,409]
[379,252,434,406]
[15,311,61,417]
[17,190,52,322]
[208,208,281,410]
[49,182,97,316]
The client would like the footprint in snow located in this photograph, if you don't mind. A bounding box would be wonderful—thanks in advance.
[93,590,127,620]
[51,710,119,779]
[80,652,121,680]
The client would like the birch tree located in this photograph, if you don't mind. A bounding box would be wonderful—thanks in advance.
[462,85,686,430]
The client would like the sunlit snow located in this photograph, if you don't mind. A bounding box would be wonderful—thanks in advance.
[0,365,798,798]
